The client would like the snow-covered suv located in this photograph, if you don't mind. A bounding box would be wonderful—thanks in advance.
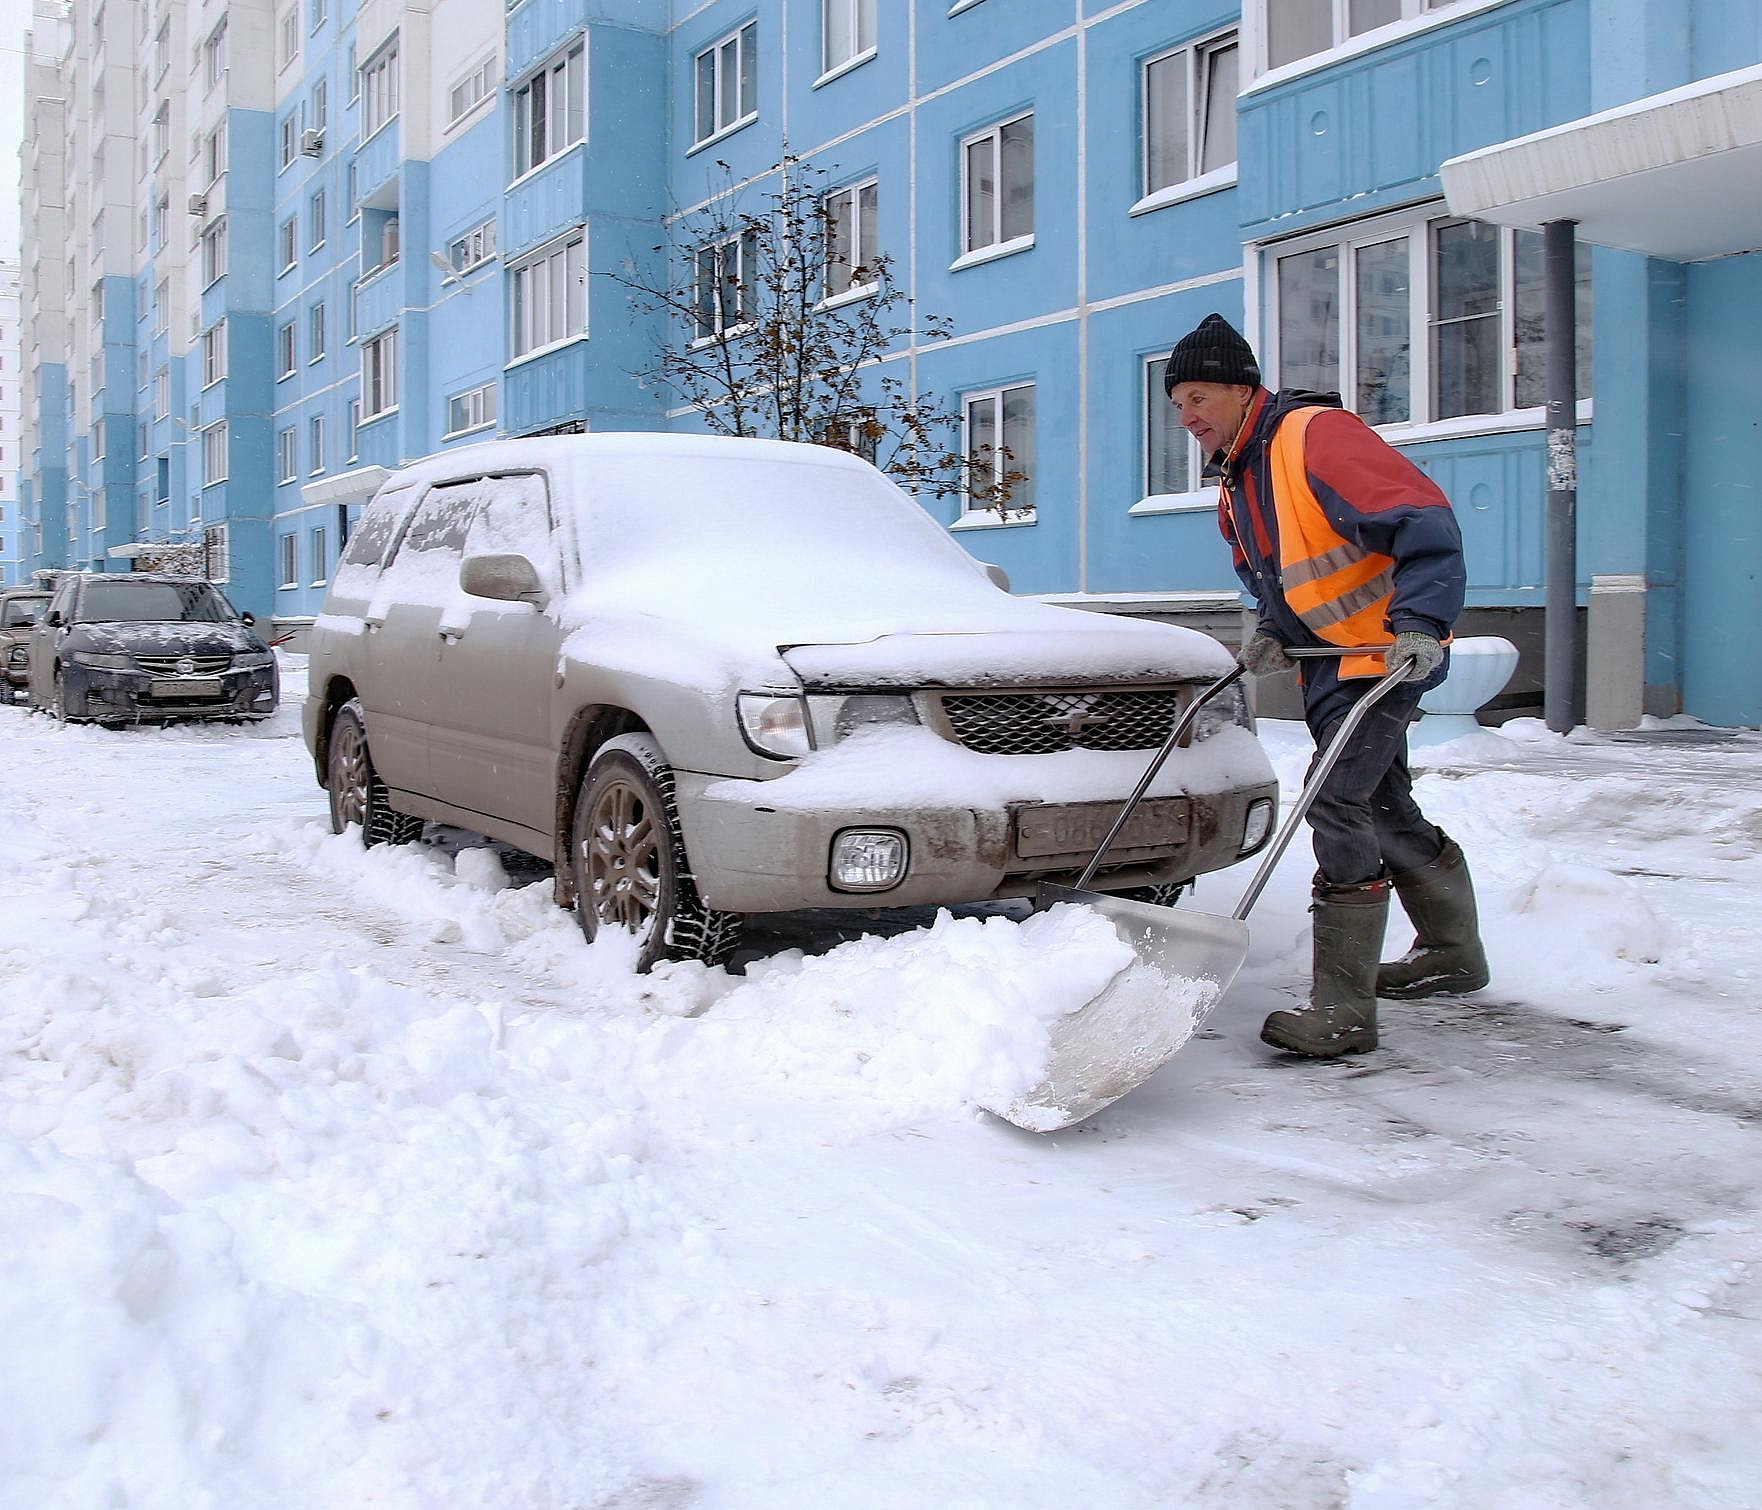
[302,434,1277,968]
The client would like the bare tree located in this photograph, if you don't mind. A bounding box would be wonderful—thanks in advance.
[602,155,1026,513]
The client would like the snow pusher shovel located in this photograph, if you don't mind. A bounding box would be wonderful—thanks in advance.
[985,647,1414,1131]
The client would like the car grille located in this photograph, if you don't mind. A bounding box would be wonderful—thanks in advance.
[136,655,233,675]
[937,688,1190,755]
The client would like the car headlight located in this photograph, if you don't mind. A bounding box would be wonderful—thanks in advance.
[70,652,133,669]
[231,652,275,669]
[737,691,813,760]
[1192,683,1250,740]
[6,646,26,666]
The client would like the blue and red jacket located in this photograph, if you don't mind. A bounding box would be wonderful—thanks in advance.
[1215,387,1466,725]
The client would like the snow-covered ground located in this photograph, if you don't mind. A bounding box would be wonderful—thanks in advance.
[3,659,1759,1509]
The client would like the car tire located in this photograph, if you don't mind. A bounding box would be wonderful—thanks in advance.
[571,732,743,972]
[50,667,70,723]
[1111,880,1191,908]
[327,698,424,847]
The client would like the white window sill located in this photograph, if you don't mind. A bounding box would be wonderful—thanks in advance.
[276,370,296,383]
[505,139,586,194]
[277,583,300,592]
[687,112,759,158]
[1377,398,1593,446]
[950,509,1036,531]
[505,332,590,371]
[308,355,325,366]
[279,476,298,486]
[1129,165,1237,217]
[359,405,398,425]
[444,95,495,137]
[948,0,986,14]
[816,282,878,313]
[442,422,496,441]
[358,117,398,152]
[813,48,876,90]
[1244,0,1519,97]
[688,320,755,350]
[1128,489,1218,517]
[950,234,1034,273]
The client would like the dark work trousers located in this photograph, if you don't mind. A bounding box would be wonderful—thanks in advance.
[1302,677,1445,886]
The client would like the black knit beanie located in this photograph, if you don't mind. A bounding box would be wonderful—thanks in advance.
[1163,313,1261,394]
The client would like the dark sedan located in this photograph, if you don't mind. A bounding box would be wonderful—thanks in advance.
[27,573,279,724]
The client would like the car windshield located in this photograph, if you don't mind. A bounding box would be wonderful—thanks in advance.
[78,579,238,624]
[1,596,49,627]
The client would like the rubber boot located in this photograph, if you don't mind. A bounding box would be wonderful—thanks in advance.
[1376,836,1490,1000]
[1261,877,1391,1058]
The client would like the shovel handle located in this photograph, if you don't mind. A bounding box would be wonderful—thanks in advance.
[1228,652,1417,922]
[1074,663,1248,891]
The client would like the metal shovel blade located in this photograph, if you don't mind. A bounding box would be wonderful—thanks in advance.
[982,884,1251,1132]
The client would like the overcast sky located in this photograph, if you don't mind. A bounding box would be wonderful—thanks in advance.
[1,0,29,261]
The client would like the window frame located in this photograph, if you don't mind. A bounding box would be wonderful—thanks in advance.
[960,381,1037,520]
[1138,28,1239,210]
[448,219,498,276]
[277,425,298,483]
[309,301,327,363]
[308,189,326,253]
[202,421,228,485]
[277,320,297,380]
[277,5,299,72]
[822,178,879,303]
[201,217,227,288]
[820,0,877,81]
[309,525,329,587]
[361,327,398,418]
[508,229,588,362]
[692,229,759,343]
[959,112,1035,259]
[1134,352,1209,511]
[309,413,326,475]
[692,21,758,150]
[278,217,297,274]
[201,320,227,389]
[360,38,400,142]
[447,53,497,130]
[279,530,298,588]
[511,38,586,181]
[444,382,498,439]
[1251,0,1468,81]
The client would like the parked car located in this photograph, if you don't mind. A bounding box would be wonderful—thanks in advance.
[0,588,52,703]
[303,434,1278,969]
[27,572,279,724]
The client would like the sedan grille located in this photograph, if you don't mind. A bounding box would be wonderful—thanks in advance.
[136,655,233,675]
[937,689,1190,755]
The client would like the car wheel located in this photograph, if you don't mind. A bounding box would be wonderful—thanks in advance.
[327,699,424,847]
[572,733,743,972]
[1111,880,1191,908]
[50,667,69,723]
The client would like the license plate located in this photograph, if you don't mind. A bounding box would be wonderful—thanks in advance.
[1015,798,1189,860]
[149,677,223,697]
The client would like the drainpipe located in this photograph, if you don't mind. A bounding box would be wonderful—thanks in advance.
[1543,218,1579,733]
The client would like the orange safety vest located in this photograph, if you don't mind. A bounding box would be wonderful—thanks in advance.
[1266,407,1398,682]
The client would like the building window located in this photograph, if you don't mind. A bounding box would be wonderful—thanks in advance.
[347,398,361,459]
[821,0,876,77]
[362,328,398,417]
[347,40,358,100]
[308,190,326,251]
[152,102,169,164]
[309,413,326,473]
[93,423,105,462]
[279,531,298,587]
[278,426,297,482]
[1269,207,1593,428]
[279,217,297,273]
[277,6,299,71]
[204,124,227,185]
[510,232,587,359]
[202,321,227,387]
[278,322,297,379]
[307,302,326,362]
[202,218,227,286]
[1144,354,1199,497]
[312,78,327,133]
[823,180,878,299]
[694,22,757,147]
[204,522,231,582]
[310,0,327,32]
[203,20,226,90]
[693,231,757,341]
[448,55,496,127]
[280,113,297,169]
[445,383,497,437]
[153,369,169,420]
[512,40,585,178]
[153,21,170,79]
[310,525,329,585]
[202,422,228,485]
[448,219,498,275]
[1261,0,1452,73]
[361,39,400,139]
[154,278,169,336]
[963,383,1036,516]
[962,113,1034,254]
[1144,31,1238,196]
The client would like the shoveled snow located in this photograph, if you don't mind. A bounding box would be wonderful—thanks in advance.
[2,660,1760,1508]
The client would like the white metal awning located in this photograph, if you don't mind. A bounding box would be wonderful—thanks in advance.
[300,463,391,508]
[1440,63,1762,262]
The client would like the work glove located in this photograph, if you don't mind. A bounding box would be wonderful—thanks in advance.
[1391,631,1444,683]
[1237,631,1295,677]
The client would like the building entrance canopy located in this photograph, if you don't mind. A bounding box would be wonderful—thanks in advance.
[1441,64,1762,263]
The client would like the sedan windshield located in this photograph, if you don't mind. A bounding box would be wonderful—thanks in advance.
[78,579,238,624]
[1,597,49,627]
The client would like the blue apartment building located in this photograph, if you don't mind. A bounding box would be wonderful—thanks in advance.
[18,0,1762,725]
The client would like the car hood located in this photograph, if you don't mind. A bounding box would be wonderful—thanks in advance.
[780,613,1237,690]
[72,620,266,656]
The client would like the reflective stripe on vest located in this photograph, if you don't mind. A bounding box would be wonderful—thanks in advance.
[1268,407,1393,681]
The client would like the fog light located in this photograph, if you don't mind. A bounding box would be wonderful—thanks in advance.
[830,829,908,892]
[1241,798,1275,854]
[253,690,276,705]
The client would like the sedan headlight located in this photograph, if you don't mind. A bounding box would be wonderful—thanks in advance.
[736,691,813,760]
[70,652,133,669]
[231,651,275,669]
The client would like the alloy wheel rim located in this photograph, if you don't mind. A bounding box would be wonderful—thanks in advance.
[585,777,661,940]
[332,721,370,828]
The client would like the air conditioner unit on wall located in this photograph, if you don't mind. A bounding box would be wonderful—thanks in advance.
[300,129,324,156]
[187,194,207,216]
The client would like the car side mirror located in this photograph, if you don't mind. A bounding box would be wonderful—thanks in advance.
[982,562,1011,593]
[240,611,256,626]
[460,552,547,604]
[44,610,62,628]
